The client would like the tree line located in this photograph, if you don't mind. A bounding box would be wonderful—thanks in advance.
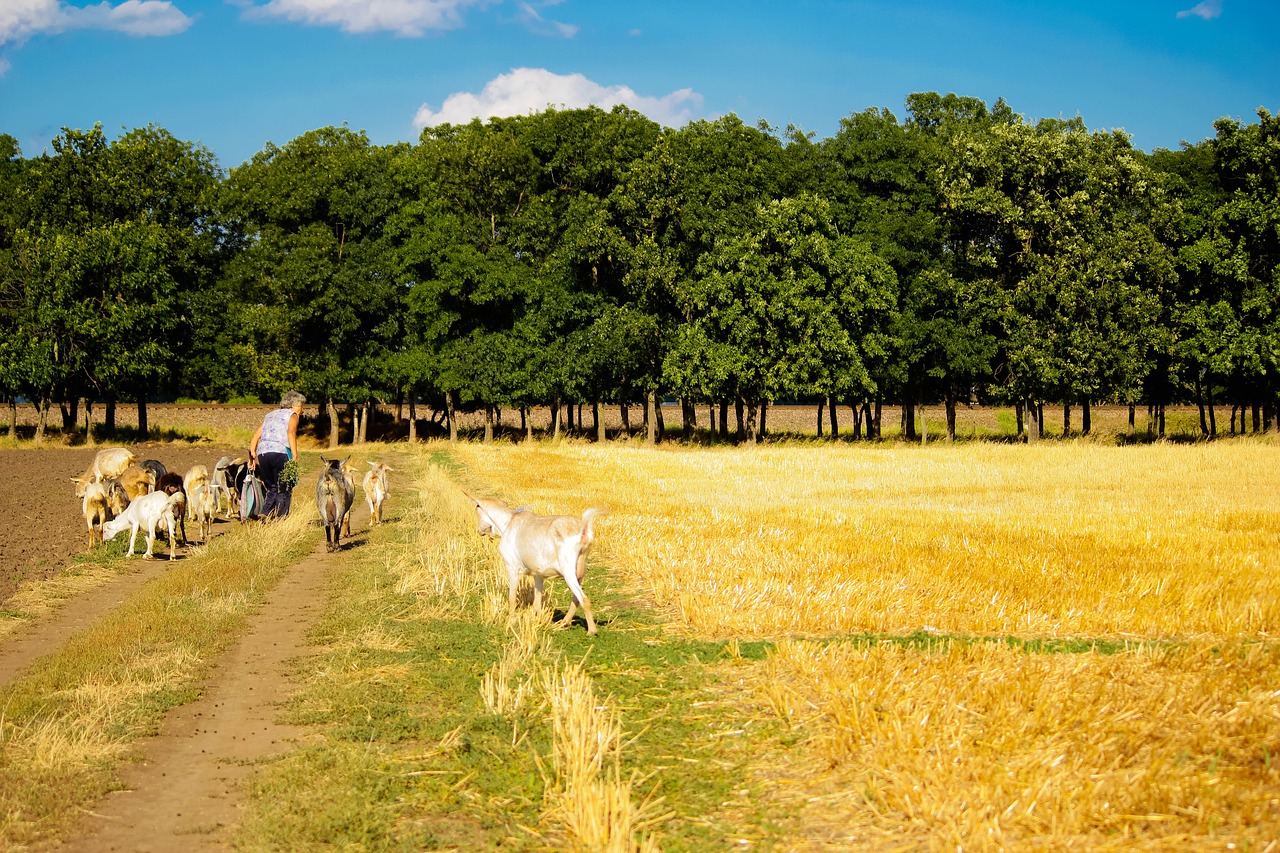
[1,93,1277,445]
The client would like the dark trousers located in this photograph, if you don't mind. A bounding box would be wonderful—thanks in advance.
[256,452,294,518]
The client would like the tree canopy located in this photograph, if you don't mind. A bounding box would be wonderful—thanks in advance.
[2,96,1277,443]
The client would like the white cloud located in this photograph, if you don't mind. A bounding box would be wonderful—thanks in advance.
[0,0,191,45]
[515,1,576,38]
[243,0,485,36]
[414,67,704,129]
[0,58,10,77]
[1177,0,1223,20]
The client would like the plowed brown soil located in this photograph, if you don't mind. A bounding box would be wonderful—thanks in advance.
[0,443,245,604]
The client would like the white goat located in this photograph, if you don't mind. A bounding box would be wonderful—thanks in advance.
[102,490,186,560]
[362,461,393,526]
[187,483,217,543]
[183,464,210,495]
[80,480,110,548]
[466,493,601,636]
[72,447,136,497]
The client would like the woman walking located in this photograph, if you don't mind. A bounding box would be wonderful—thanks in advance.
[249,390,304,518]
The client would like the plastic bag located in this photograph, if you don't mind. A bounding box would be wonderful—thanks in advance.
[240,473,266,521]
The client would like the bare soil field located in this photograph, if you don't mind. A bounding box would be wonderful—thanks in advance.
[0,443,243,605]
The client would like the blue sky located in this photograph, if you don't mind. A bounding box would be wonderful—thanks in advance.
[1,0,1276,169]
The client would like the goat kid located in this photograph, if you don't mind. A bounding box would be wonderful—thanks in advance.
[156,472,189,544]
[102,490,187,560]
[466,493,601,636]
[212,456,248,518]
[187,483,218,542]
[362,461,393,526]
[80,480,110,548]
[316,456,355,552]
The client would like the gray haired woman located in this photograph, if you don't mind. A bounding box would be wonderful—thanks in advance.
[248,391,305,518]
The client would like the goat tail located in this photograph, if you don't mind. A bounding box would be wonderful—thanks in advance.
[581,507,601,547]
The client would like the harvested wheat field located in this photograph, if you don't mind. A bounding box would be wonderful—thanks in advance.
[445,439,1280,850]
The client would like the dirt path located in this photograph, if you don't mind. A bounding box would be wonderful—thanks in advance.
[54,500,372,851]
[59,538,338,850]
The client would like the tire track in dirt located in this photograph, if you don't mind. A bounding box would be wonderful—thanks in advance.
[57,505,371,852]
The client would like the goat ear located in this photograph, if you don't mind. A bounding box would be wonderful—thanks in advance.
[341,455,351,465]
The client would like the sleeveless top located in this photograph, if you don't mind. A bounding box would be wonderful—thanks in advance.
[258,408,293,457]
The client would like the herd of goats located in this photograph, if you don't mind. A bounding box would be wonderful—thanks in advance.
[68,447,605,635]
[69,447,392,560]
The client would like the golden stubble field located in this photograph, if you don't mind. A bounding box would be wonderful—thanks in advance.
[447,439,1280,850]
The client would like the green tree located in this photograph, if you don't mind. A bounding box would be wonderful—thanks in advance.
[686,194,897,443]
[614,115,784,440]
[216,126,404,445]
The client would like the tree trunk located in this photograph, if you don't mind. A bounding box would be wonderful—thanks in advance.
[1196,374,1208,435]
[816,399,825,437]
[566,401,575,432]
[735,398,745,441]
[409,396,417,442]
[1082,398,1092,436]
[1063,403,1071,436]
[34,396,49,444]
[1016,401,1024,438]
[872,398,882,439]
[106,398,117,437]
[656,396,666,440]
[745,401,759,445]
[682,397,695,440]
[446,391,457,442]
[83,398,95,445]
[720,401,730,440]
[945,383,958,442]
[828,395,839,438]
[354,406,363,444]
[620,403,630,432]
[552,397,563,439]
[7,398,17,437]
[595,400,605,442]
[523,407,533,441]
[327,399,341,448]
[759,401,767,438]
[645,390,657,445]
[483,405,494,443]
[1128,403,1136,432]
[903,400,917,441]
[61,398,78,433]
[1025,398,1039,445]
[1207,385,1217,438]
[850,403,862,440]
[137,392,149,440]
[708,404,716,437]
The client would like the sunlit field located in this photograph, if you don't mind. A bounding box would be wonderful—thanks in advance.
[446,439,1280,848]
[448,440,1280,641]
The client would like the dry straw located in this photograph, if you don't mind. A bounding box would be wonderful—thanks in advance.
[538,660,665,853]
[443,439,1280,848]
[446,441,1280,641]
